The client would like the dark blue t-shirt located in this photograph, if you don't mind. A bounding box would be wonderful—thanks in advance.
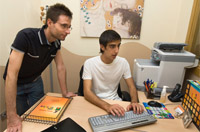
[3,25,61,84]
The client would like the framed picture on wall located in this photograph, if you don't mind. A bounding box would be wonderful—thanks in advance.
[80,0,144,39]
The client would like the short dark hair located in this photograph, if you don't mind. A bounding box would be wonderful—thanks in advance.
[46,3,73,25]
[99,30,121,53]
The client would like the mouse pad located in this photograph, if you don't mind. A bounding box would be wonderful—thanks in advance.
[41,117,86,132]
[143,102,174,119]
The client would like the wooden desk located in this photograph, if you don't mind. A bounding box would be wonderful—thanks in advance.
[6,92,199,132]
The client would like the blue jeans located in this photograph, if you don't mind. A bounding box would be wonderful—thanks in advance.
[16,76,44,115]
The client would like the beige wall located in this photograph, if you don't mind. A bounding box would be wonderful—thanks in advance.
[0,0,42,66]
[0,0,195,65]
[0,67,6,132]
[0,0,194,65]
[40,0,193,56]
[0,0,41,131]
[0,0,194,70]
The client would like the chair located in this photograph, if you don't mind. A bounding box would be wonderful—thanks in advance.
[77,65,131,101]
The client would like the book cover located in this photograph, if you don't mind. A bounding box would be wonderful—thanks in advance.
[23,95,72,124]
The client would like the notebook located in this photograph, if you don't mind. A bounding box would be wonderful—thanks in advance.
[41,117,86,132]
[23,95,72,124]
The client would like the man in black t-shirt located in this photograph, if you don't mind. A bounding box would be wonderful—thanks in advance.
[4,3,76,132]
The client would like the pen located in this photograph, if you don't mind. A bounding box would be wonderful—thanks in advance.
[144,81,149,92]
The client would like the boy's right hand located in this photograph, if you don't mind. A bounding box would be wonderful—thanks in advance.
[106,104,125,116]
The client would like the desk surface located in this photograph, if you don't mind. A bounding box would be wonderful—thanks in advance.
[7,92,199,132]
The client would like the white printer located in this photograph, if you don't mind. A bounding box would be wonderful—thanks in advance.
[133,42,199,92]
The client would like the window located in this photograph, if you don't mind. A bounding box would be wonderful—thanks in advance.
[185,0,200,77]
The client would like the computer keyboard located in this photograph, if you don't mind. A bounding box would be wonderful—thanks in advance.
[88,111,157,132]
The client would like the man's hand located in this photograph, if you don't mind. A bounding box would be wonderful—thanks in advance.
[106,104,125,116]
[7,114,22,132]
[65,92,77,97]
[126,103,144,114]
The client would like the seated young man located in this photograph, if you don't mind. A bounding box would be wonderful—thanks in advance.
[82,30,144,116]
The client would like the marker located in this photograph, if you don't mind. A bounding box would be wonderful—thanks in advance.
[144,81,149,92]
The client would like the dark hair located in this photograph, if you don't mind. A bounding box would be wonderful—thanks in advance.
[46,3,73,25]
[99,30,121,53]
[111,8,141,37]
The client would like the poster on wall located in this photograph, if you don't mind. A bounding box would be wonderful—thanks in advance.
[80,0,144,39]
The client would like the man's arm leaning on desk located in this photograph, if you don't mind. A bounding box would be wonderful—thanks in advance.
[125,77,144,114]
[54,50,76,97]
[83,79,125,116]
[5,50,23,132]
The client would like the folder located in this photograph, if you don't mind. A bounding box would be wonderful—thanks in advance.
[41,117,86,132]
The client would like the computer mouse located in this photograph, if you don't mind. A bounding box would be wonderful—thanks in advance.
[147,101,162,107]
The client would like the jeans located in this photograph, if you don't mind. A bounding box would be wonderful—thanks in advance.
[16,76,44,116]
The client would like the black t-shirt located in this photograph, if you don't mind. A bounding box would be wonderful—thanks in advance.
[3,25,61,84]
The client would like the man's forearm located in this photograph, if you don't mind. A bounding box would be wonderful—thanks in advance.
[5,76,18,117]
[57,66,68,96]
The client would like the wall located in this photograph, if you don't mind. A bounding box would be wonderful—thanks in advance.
[0,0,42,65]
[0,0,194,68]
[0,67,6,132]
[40,0,193,57]
[0,0,194,65]
[0,0,41,131]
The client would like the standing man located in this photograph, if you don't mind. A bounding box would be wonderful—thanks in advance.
[3,3,76,132]
[83,30,144,117]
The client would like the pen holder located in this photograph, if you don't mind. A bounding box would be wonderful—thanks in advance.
[144,89,154,99]
[143,80,155,99]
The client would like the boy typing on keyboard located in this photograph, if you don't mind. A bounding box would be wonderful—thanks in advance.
[82,30,144,117]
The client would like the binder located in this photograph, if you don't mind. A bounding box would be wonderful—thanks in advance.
[22,95,72,125]
[41,117,86,132]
